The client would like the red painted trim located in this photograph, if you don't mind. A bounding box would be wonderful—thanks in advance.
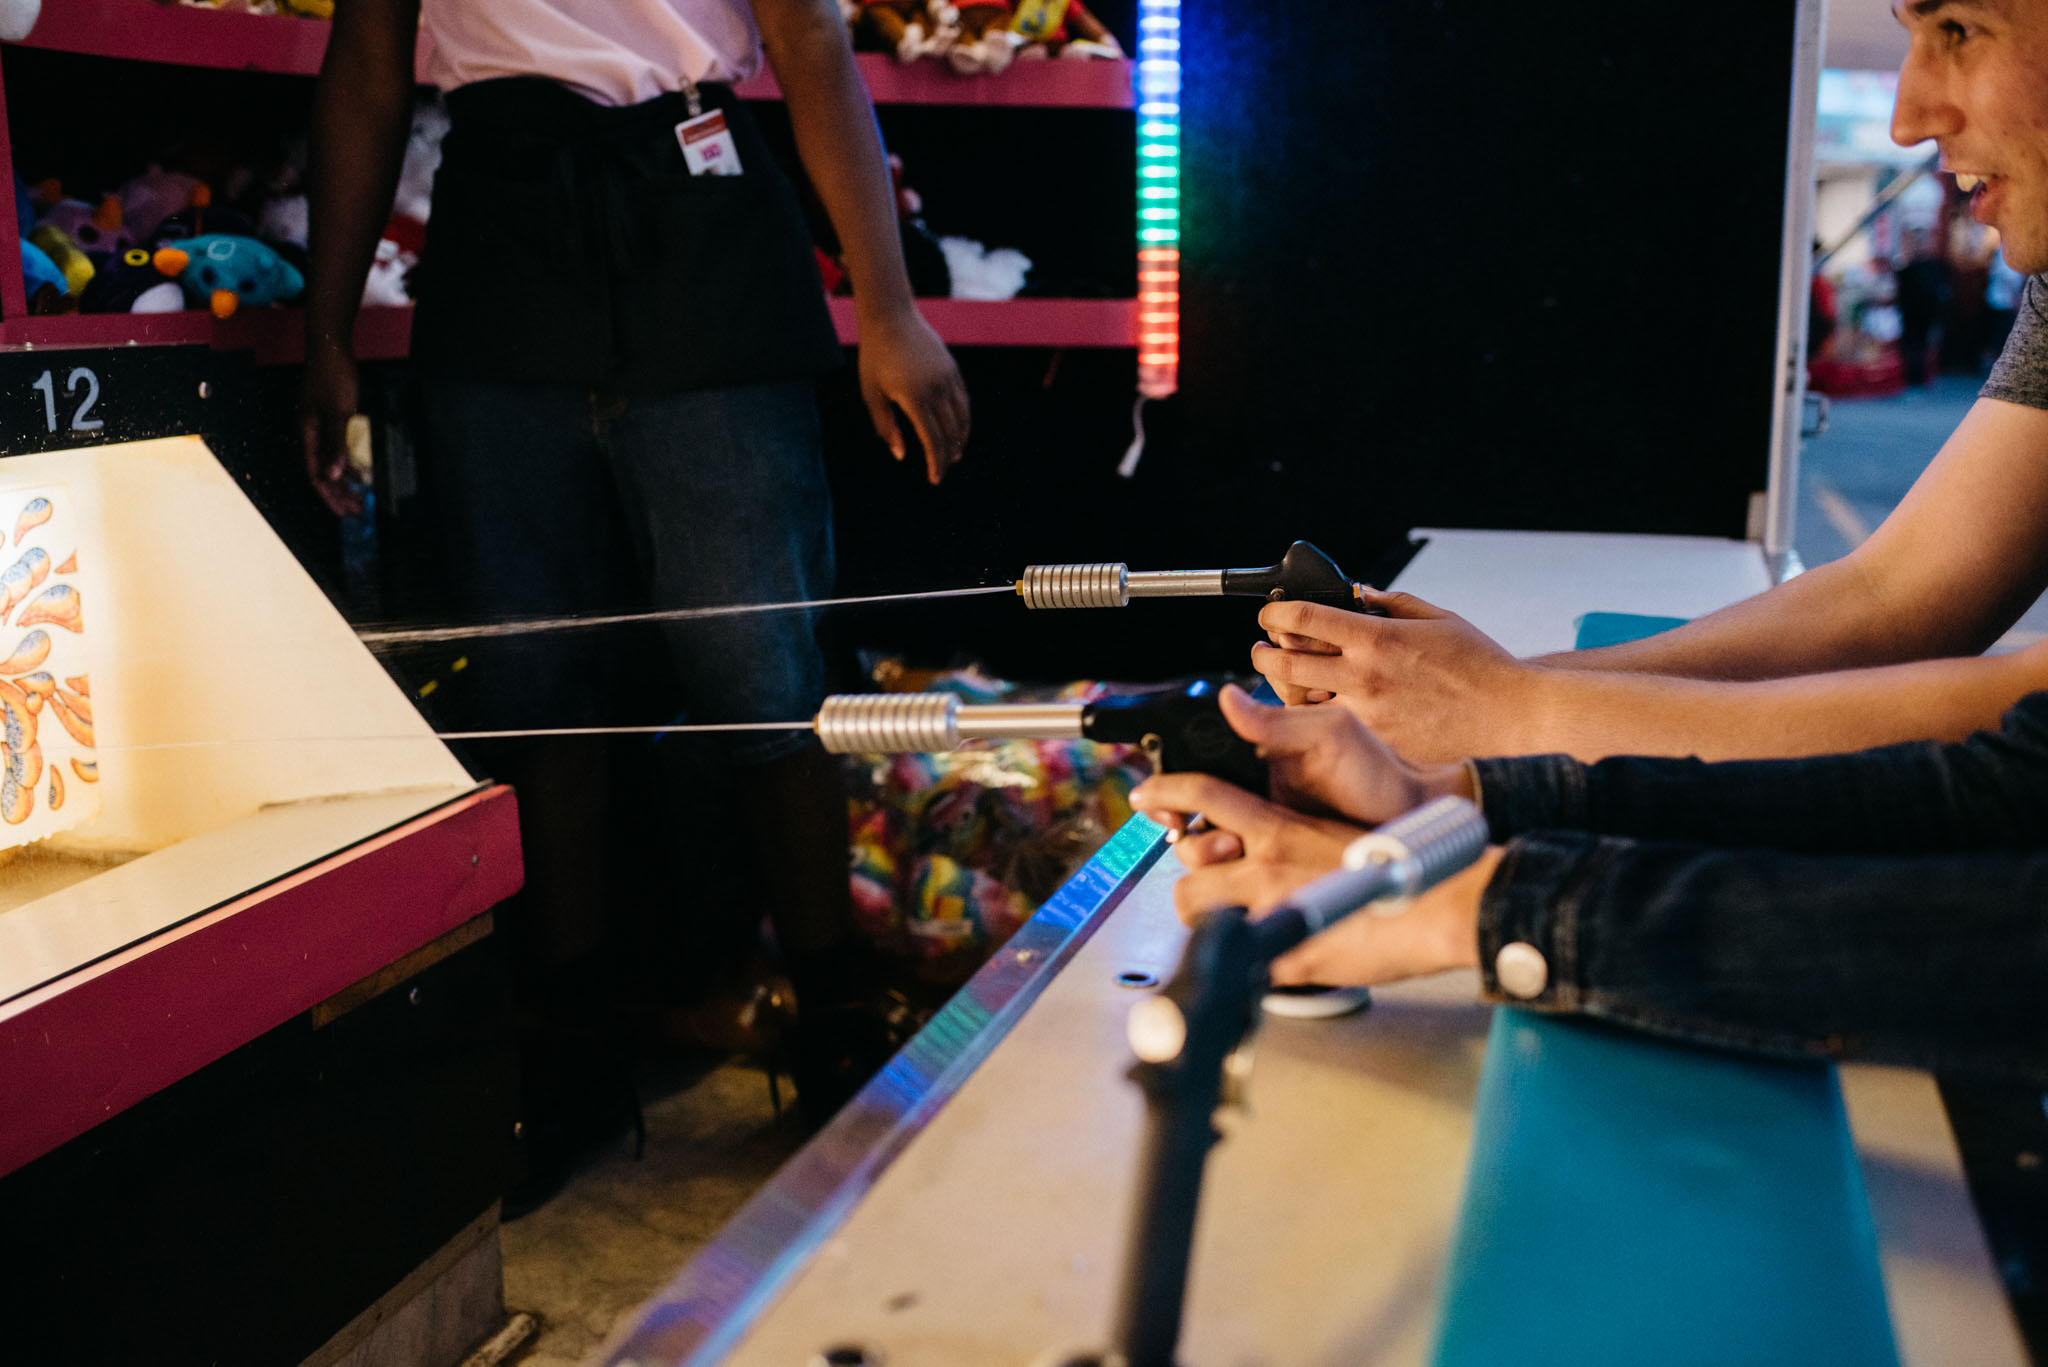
[740,53,1132,108]
[7,0,436,83]
[0,784,523,1179]
[830,296,1137,347]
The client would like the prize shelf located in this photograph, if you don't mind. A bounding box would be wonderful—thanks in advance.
[0,0,1137,353]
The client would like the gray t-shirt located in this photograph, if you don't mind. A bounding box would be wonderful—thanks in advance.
[1983,274,2048,410]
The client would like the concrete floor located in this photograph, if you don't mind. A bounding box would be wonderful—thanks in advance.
[496,370,2029,1367]
[500,1061,806,1366]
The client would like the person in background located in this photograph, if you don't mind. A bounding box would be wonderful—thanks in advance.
[1894,224,1948,384]
[1254,0,2048,770]
[299,0,971,1172]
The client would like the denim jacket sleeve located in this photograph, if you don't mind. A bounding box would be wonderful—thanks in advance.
[1476,833,2048,1079]
[1463,692,2048,1080]
[1470,691,2048,855]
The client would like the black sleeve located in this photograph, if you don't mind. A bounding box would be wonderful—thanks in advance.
[1471,692,2048,856]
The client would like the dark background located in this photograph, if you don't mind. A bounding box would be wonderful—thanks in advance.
[815,1,1801,681]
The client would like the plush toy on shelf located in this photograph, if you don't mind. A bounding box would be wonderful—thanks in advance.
[855,0,954,63]
[0,0,39,43]
[19,240,70,314]
[37,193,136,264]
[26,224,93,297]
[358,95,445,306]
[12,173,64,311]
[153,188,261,245]
[153,234,305,318]
[80,247,184,314]
[362,215,424,307]
[117,165,205,242]
[1009,0,1124,58]
[945,0,1022,74]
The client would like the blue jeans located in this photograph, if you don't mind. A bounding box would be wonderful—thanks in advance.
[421,375,833,765]
[1469,693,2048,1079]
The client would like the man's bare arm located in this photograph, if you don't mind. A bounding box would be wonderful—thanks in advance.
[1515,641,2048,761]
[1255,396,2048,759]
[1546,398,2048,678]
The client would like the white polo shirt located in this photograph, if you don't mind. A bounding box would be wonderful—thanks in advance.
[420,0,763,106]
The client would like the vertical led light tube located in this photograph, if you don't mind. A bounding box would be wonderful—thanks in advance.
[1135,0,1180,399]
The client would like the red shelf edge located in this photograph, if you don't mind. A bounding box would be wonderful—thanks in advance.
[830,297,1137,347]
[0,306,416,361]
[1,299,1135,356]
[0,784,523,1180]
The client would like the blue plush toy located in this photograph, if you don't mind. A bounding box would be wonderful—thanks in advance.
[153,233,304,318]
[20,240,66,310]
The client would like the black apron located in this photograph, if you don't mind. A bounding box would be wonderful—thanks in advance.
[410,76,842,395]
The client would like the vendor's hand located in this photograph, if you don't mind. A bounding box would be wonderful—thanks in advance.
[858,306,969,484]
[1252,590,1535,763]
[299,341,364,517]
[1127,770,1362,923]
[1266,851,1498,988]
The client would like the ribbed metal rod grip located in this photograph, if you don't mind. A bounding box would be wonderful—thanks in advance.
[815,693,961,753]
[814,695,1090,752]
[1018,563,1130,609]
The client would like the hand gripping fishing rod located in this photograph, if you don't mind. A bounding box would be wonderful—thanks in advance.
[1015,540,1379,614]
[814,679,1266,792]
[1055,796,1488,1367]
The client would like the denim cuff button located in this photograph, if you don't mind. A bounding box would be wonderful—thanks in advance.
[1495,941,1549,999]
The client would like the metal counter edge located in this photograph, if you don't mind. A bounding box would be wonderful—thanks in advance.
[599,813,1175,1367]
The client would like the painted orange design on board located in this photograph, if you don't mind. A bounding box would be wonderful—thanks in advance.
[16,583,81,633]
[63,675,87,696]
[0,548,50,619]
[54,686,90,724]
[14,672,53,713]
[47,690,92,748]
[70,756,97,783]
[0,630,50,675]
[47,764,62,811]
[13,498,50,545]
[54,551,75,575]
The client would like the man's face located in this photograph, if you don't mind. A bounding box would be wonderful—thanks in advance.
[1892,0,2048,272]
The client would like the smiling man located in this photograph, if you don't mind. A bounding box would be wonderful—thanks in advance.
[1250,0,2048,767]
[1900,0,2048,273]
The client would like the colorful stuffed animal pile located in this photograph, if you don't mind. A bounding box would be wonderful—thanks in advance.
[842,665,1152,980]
[848,0,1123,73]
[13,96,445,318]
